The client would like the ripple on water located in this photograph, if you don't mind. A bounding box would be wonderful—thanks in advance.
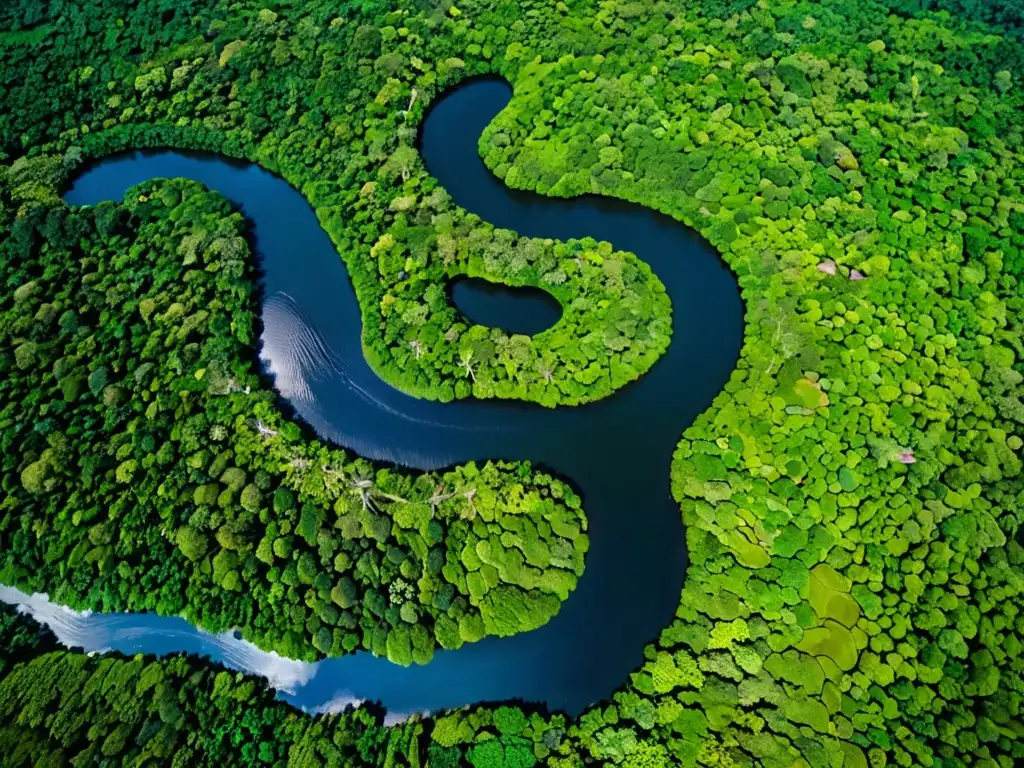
[261,290,483,449]
[3,76,744,717]
[260,291,343,404]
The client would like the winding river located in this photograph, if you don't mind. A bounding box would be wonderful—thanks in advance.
[3,78,743,717]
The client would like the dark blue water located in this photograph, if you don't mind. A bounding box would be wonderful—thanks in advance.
[449,276,562,336]
[36,77,743,716]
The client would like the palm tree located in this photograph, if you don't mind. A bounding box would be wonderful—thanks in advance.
[350,476,376,512]
[427,484,455,517]
[332,469,408,510]
[250,418,278,439]
[459,349,476,382]
[460,488,478,521]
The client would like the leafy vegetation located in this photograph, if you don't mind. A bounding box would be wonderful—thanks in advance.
[0,0,674,409]
[1,0,1024,766]
[0,174,587,665]
[0,604,414,766]
[0,604,585,767]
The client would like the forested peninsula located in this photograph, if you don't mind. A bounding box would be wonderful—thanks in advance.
[2,0,1024,767]
[0,176,588,664]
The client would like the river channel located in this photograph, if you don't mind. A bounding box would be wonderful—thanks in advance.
[3,77,743,717]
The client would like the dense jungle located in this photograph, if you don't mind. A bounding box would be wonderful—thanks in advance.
[1,0,1023,766]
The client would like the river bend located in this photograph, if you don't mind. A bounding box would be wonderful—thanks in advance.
[3,77,743,717]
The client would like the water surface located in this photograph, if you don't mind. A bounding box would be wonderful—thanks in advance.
[5,77,743,717]
[449,276,562,336]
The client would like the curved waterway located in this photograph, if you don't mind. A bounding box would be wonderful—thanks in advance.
[5,77,743,717]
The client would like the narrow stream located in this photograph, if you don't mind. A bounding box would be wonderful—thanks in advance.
[3,77,743,717]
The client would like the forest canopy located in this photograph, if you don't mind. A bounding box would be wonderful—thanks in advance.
[0,0,1023,766]
[0,174,588,665]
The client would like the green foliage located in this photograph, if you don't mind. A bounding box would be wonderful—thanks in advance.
[0,179,587,665]
[2,0,1024,766]
[0,605,402,766]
